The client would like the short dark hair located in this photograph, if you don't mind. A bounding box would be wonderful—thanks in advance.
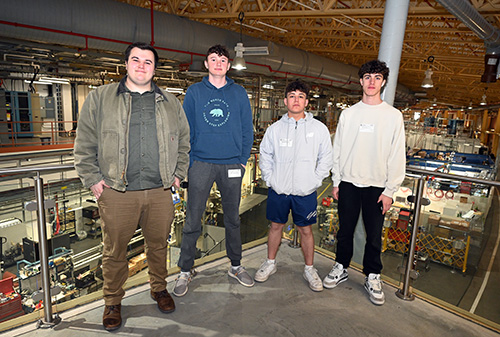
[125,42,159,68]
[358,60,389,81]
[206,44,230,59]
[285,80,310,97]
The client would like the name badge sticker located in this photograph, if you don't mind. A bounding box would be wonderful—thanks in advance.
[279,138,293,147]
[228,169,242,178]
[359,123,375,133]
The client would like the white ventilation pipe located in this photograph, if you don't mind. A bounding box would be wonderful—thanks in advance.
[378,0,410,106]
[0,0,413,100]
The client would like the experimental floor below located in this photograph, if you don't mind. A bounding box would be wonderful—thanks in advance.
[7,241,498,337]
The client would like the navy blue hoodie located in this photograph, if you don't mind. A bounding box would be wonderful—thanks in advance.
[183,76,254,166]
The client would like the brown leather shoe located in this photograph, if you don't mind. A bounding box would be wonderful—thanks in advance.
[103,304,122,331]
[151,290,175,313]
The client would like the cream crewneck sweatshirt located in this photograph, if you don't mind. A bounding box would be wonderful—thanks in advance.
[331,100,406,197]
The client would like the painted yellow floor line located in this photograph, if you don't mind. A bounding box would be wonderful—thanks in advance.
[318,182,332,200]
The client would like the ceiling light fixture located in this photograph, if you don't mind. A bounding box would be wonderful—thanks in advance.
[39,76,70,84]
[421,68,433,88]
[233,12,247,70]
[232,12,269,71]
[480,87,488,106]
[0,218,21,229]
[480,94,487,105]
[24,80,49,85]
[165,87,184,94]
[233,42,247,70]
[421,56,434,89]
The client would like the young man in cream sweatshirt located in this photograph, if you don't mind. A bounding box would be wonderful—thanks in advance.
[323,60,406,305]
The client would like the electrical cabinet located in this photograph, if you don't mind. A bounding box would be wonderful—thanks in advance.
[6,91,33,137]
[0,89,8,144]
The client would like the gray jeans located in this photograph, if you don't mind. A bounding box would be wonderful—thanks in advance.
[178,161,244,271]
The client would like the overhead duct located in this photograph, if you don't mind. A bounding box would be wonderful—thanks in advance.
[436,0,500,83]
[0,0,413,101]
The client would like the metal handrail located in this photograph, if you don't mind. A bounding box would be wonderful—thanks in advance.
[407,166,500,187]
[0,163,74,175]
[397,166,500,300]
[0,149,73,161]
[1,162,499,320]
[0,163,75,328]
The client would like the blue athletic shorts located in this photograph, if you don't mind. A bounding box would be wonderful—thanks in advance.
[266,188,317,227]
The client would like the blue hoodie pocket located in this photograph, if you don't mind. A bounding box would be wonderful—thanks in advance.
[194,131,240,160]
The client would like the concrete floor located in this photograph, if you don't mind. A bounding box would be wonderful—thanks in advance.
[6,242,499,337]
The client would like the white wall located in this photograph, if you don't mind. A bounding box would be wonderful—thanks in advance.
[61,84,73,131]
[77,84,93,116]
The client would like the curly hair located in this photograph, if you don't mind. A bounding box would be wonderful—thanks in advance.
[358,60,389,81]
[285,79,310,97]
[125,42,159,68]
[206,44,230,59]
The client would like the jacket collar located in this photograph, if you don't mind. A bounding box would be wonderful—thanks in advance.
[117,76,167,100]
[281,111,313,124]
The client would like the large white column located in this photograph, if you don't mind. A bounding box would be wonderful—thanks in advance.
[378,0,410,106]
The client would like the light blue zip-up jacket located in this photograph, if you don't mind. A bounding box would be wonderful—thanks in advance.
[259,112,333,196]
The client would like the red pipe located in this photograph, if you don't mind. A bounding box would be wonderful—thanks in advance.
[150,1,155,46]
[0,20,357,85]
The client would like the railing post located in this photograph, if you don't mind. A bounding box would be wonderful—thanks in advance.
[288,224,300,248]
[396,175,426,301]
[33,173,61,328]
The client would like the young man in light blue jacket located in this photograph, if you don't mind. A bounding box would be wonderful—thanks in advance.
[256,79,333,291]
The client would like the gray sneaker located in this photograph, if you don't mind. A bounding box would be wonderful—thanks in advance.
[173,272,191,297]
[228,266,255,287]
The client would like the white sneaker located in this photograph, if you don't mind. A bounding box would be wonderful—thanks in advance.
[364,273,385,305]
[254,260,277,282]
[323,262,348,289]
[303,267,323,292]
[173,271,191,297]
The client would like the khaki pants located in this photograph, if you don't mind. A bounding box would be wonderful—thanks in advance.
[98,187,174,305]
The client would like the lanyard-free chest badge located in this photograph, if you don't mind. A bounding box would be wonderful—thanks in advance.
[359,123,375,133]
[279,138,293,147]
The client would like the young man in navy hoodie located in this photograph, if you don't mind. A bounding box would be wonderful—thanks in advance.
[173,45,254,297]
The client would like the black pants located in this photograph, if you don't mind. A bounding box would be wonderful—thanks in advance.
[336,181,385,276]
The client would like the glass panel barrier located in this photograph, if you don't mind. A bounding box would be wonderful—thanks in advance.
[1,153,498,331]
[0,154,270,329]
[313,167,500,329]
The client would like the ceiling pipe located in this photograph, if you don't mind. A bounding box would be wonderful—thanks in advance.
[378,0,410,106]
[435,0,500,83]
[0,0,413,101]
